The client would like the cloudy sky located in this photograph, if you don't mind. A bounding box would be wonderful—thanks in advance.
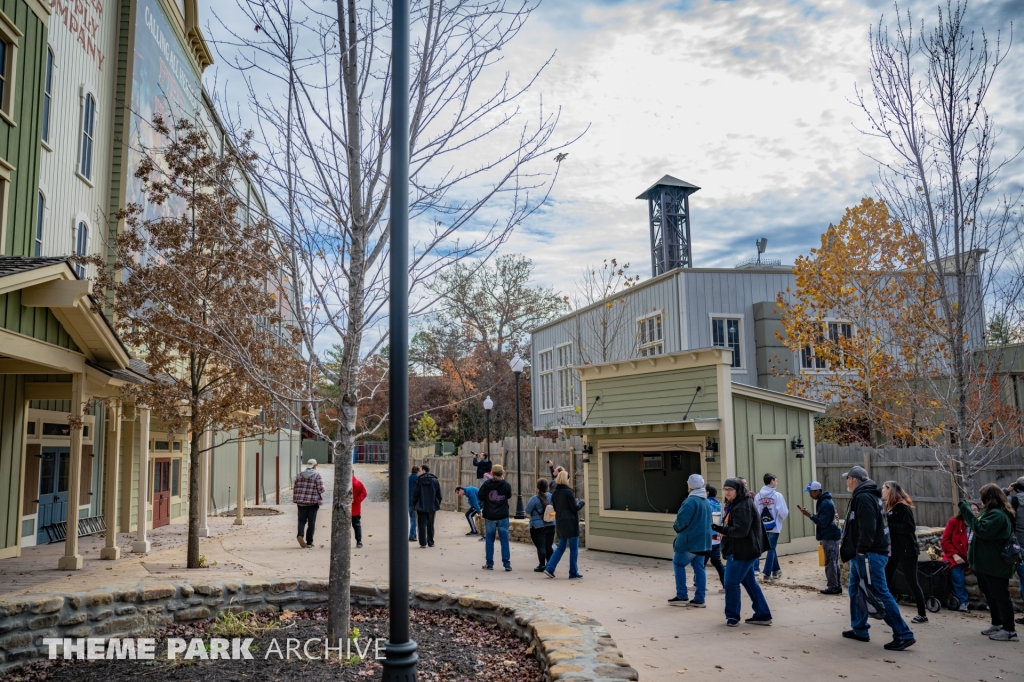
[203,0,1024,299]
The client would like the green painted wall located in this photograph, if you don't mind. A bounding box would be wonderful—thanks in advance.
[732,395,816,542]
[0,0,46,256]
[585,366,719,424]
[0,374,25,551]
[0,290,80,348]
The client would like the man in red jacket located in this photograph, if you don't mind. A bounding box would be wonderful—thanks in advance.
[941,502,978,612]
[352,475,368,548]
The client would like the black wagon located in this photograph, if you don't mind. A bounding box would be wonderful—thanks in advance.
[889,559,957,612]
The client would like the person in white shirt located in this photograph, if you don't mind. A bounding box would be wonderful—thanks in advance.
[754,472,789,580]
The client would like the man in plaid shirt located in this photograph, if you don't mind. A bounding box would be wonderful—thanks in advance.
[294,459,325,548]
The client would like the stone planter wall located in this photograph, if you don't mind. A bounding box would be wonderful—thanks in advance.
[0,579,631,681]
[474,517,587,548]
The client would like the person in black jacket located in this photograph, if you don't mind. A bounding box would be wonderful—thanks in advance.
[472,452,492,486]
[411,465,442,548]
[883,481,927,623]
[711,478,772,627]
[480,464,513,570]
[543,470,582,579]
[797,481,842,594]
[839,466,915,651]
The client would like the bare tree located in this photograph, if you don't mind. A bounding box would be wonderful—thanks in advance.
[855,0,1024,496]
[564,258,641,367]
[210,0,577,641]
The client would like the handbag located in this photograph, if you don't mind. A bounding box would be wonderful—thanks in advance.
[999,534,1024,566]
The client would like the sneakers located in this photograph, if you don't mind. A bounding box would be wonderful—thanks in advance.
[504,566,512,572]
[988,629,1018,641]
[465,531,478,536]
[687,601,706,608]
[820,587,843,595]
[726,619,739,627]
[744,617,771,626]
[544,569,555,578]
[297,535,307,548]
[772,570,782,579]
[482,564,493,570]
[958,604,969,612]
[568,574,583,580]
[842,630,870,643]
[356,542,363,548]
[883,638,916,651]
[667,597,689,606]
[534,566,546,573]
[981,625,1002,636]
[911,614,928,624]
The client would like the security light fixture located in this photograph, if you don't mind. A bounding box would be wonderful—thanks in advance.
[756,238,768,265]
[705,437,719,462]
[791,435,805,458]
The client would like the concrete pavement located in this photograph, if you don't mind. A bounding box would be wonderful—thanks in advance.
[3,463,1019,681]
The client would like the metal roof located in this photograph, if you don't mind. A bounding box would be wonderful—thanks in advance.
[636,175,701,200]
[0,256,70,277]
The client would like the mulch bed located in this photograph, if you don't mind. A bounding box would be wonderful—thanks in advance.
[216,507,283,517]
[9,606,544,682]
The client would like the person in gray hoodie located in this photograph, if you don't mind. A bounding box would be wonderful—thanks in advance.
[668,474,712,607]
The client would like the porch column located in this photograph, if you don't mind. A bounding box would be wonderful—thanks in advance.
[58,374,86,570]
[234,435,245,525]
[133,408,151,553]
[118,413,135,532]
[198,427,211,537]
[100,400,123,560]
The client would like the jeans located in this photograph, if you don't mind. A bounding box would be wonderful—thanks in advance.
[759,532,780,576]
[416,511,436,546]
[822,540,840,590]
[723,557,772,622]
[976,572,1015,632]
[485,518,511,568]
[297,505,318,544]
[847,553,914,640]
[530,526,555,567]
[408,508,417,540]
[465,508,480,533]
[352,515,362,543]
[885,555,925,616]
[546,536,580,577]
[704,544,725,585]
[949,564,969,607]
[673,551,707,602]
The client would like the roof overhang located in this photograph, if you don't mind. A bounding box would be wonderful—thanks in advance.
[730,382,826,413]
[562,418,721,437]
[576,347,730,382]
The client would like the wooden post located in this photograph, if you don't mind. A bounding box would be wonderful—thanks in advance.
[58,373,86,570]
[533,446,540,487]
[133,408,152,553]
[949,454,960,514]
[235,436,245,525]
[100,400,122,560]
[862,447,871,480]
[456,454,463,512]
[255,452,260,505]
[276,455,280,505]
[569,446,576,491]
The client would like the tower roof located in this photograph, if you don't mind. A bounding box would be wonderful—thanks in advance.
[636,175,701,200]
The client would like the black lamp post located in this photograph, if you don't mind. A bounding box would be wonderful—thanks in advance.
[483,396,493,460]
[383,0,418,677]
[510,353,526,519]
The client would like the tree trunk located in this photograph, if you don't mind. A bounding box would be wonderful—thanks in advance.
[186,419,203,569]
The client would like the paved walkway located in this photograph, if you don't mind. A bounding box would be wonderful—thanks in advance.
[2,464,1019,681]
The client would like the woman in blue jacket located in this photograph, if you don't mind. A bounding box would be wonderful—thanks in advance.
[525,479,555,571]
[669,474,712,607]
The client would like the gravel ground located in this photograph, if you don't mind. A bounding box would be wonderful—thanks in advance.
[9,606,543,682]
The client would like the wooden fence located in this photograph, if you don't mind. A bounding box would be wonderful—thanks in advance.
[411,436,585,517]
[816,444,1024,528]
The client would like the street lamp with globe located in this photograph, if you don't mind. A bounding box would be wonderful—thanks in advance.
[483,396,493,461]
[509,353,526,519]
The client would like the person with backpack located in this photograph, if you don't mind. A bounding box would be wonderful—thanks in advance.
[456,485,482,536]
[960,485,1018,642]
[711,478,772,627]
[524,478,555,572]
[480,464,514,570]
[754,473,788,580]
[411,464,442,548]
[544,470,582,579]
[293,459,325,549]
[797,481,842,595]
[941,501,979,612]
[839,466,915,651]
[668,474,712,607]
[882,481,927,624]
[352,474,367,549]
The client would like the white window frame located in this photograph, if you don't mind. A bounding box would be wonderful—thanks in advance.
[800,319,853,373]
[0,11,21,126]
[709,314,744,370]
[77,86,98,185]
[636,311,665,357]
[34,190,44,256]
[556,342,576,410]
[73,215,90,278]
[538,348,554,413]
[41,46,53,148]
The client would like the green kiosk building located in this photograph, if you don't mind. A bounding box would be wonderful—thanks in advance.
[563,347,825,560]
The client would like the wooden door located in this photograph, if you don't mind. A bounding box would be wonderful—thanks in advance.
[36,447,70,543]
[153,458,171,528]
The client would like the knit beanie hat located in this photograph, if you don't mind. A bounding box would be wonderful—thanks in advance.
[687,473,705,490]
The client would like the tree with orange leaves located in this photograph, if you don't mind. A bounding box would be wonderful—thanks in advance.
[777,198,941,446]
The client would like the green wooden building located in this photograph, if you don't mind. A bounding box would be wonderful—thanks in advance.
[563,347,825,560]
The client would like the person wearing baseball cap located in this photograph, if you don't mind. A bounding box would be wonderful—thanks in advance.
[797,481,841,594]
[839,466,915,651]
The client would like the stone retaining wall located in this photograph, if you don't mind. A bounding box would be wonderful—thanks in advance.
[0,579,632,681]
[474,517,587,548]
